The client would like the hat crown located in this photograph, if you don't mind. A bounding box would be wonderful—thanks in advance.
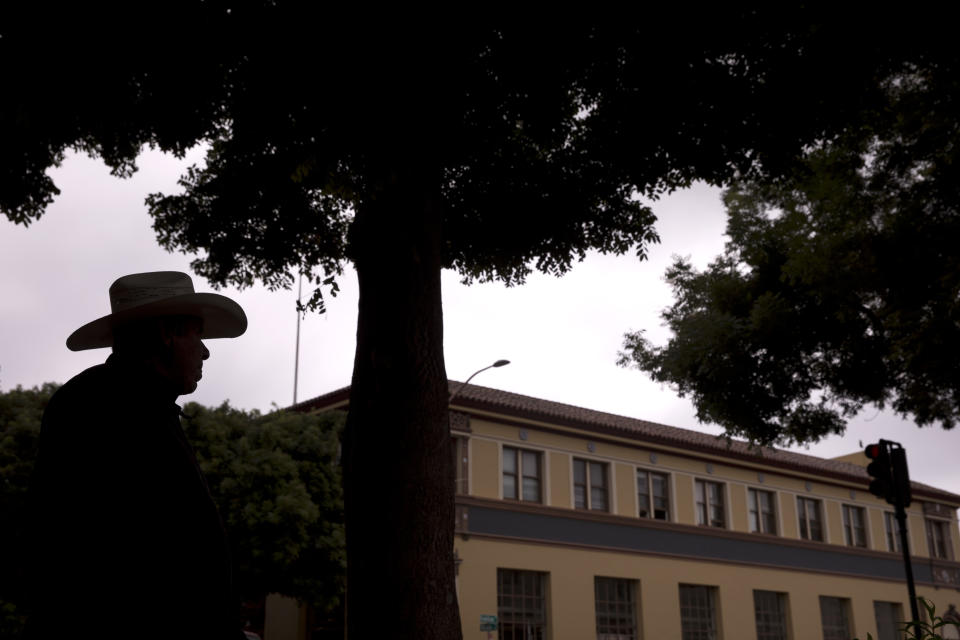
[109,271,196,313]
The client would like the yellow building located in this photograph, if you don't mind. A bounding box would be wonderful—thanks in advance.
[278,382,960,640]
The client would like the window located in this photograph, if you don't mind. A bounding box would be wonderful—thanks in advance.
[695,480,725,528]
[820,596,851,640]
[574,458,608,511]
[927,518,953,560]
[502,447,542,503]
[637,469,670,520]
[748,488,777,534]
[453,436,468,495]
[754,590,789,640]
[679,584,718,640]
[873,601,904,640]
[884,512,901,553]
[595,577,638,640]
[797,497,824,542]
[497,569,547,640]
[842,505,867,548]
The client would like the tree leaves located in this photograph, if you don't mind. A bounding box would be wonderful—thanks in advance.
[621,84,960,445]
[0,384,57,636]
[181,402,346,611]
[2,16,908,299]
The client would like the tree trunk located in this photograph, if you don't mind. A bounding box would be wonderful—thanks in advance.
[342,166,461,639]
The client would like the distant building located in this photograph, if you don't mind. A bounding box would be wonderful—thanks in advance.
[272,382,960,640]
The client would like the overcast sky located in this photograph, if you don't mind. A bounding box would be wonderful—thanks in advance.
[2,149,957,496]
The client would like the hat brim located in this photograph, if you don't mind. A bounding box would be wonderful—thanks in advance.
[66,292,248,351]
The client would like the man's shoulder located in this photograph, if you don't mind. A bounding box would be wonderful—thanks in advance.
[37,361,118,454]
[42,359,125,427]
[49,360,114,403]
[66,360,113,386]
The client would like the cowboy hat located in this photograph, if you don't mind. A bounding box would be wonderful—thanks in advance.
[66,271,248,351]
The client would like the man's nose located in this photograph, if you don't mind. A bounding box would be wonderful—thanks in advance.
[201,341,210,360]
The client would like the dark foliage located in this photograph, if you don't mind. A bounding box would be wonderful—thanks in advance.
[621,57,960,445]
[1,11,912,300]
[181,403,346,613]
[0,384,56,637]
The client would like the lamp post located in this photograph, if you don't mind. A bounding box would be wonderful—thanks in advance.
[449,358,509,610]
[449,359,510,403]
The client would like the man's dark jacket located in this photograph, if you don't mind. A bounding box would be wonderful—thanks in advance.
[26,354,242,639]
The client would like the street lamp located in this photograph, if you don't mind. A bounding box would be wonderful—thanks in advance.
[449,359,510,403]
[449,358,508,608]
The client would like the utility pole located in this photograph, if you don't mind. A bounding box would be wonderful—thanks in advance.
[293,273,302,405]
[866,439,919,625]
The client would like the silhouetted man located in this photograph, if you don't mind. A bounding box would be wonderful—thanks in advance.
[26,271,248,639]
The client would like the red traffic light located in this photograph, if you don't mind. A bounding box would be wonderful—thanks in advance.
[865,442,894,504]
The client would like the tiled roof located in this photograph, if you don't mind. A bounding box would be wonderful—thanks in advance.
[293,381,960,504]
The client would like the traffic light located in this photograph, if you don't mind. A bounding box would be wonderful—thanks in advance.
[865,442,895,504]
[890,447,913,508]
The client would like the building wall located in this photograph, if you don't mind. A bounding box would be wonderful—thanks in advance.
[456,536,960,640]
[281,388,960,640]
[465,413,953,557]
[457,410,960,640]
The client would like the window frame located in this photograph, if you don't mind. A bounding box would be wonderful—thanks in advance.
[754,590,789,640]
[926,517,954,560]
[842,504,868,548]
[884,511,901,553]
[679,583,719,640]
[873,600,904,640]
[637,467,670,521]
[497,568,548,640]
[695,479,726,528]
[501,445,543,504]
[573,457,610,512]
[453,436,469,495]
[748,487,778,535]
[797,496,824,542]
[820,596,852,640]
[595,577,639,640]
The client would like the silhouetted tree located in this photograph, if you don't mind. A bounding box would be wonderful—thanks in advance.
[1,9,936,637]
[182,403,346,617]
[0,383,54,637]
[621,56,960,446]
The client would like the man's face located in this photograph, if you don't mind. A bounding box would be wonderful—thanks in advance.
[164,317,210,396]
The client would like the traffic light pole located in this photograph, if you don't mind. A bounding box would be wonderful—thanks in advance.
[896,506,920,626]
[866,440,919,627]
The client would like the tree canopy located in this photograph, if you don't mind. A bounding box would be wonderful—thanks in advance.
[0,383,345,637]
[0,383,54,637]
[620,56,960,446]
[2,13,903,297]
[182,402,346,614]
